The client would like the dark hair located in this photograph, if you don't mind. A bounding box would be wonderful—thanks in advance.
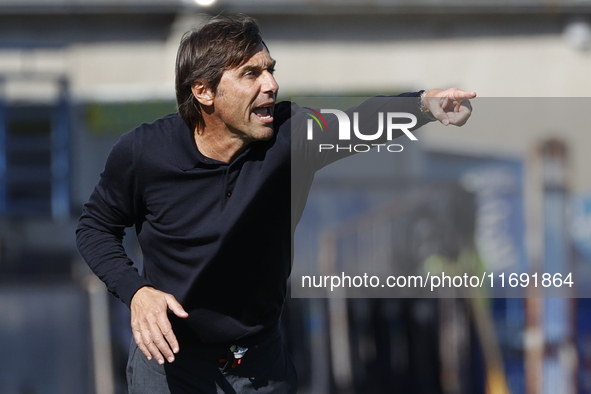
[175,15,264,131]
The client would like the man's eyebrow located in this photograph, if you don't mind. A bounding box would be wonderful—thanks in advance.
[240,59,276,72]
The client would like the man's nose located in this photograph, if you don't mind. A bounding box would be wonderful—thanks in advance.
[262,72,279,96]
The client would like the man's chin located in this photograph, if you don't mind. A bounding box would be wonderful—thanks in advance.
[254,126,275,141]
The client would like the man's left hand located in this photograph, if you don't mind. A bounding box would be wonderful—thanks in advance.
[422,88,477,126]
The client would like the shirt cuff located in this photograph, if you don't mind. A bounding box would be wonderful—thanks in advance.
[117,271,153,308]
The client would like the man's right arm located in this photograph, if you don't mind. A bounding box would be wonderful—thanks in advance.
[76,132,150,304]
[75,131,187,365]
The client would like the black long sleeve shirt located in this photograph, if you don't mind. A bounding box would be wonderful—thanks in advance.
[76,94,429,347]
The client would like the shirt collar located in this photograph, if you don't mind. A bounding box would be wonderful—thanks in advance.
[170,114,256,170]
[170,114,212,171]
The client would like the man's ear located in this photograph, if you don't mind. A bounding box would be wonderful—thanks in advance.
[191,82,215,106]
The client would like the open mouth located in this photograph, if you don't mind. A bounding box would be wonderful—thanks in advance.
[252,104,274,121]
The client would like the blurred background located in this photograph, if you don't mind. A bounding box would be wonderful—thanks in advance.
[0,0,591,393]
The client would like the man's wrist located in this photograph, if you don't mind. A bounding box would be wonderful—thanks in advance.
[418,89,437,122]
[119,274,153,308]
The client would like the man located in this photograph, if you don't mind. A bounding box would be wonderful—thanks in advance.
[76,15,475,393]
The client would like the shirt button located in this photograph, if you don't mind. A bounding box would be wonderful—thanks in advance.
[227,192,232,197]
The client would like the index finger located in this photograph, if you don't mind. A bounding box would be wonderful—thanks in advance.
[159,313,180,355]
[152,312,178,363]
[452,90,477,99]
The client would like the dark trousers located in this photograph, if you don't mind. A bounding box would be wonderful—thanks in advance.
[126,332,298,394]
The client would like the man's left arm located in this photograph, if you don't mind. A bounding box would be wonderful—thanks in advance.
[289,87,477,171]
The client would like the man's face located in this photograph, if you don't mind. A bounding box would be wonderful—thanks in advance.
[213,43,279,142]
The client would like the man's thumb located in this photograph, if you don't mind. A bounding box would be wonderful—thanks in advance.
[166,296,189,318]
